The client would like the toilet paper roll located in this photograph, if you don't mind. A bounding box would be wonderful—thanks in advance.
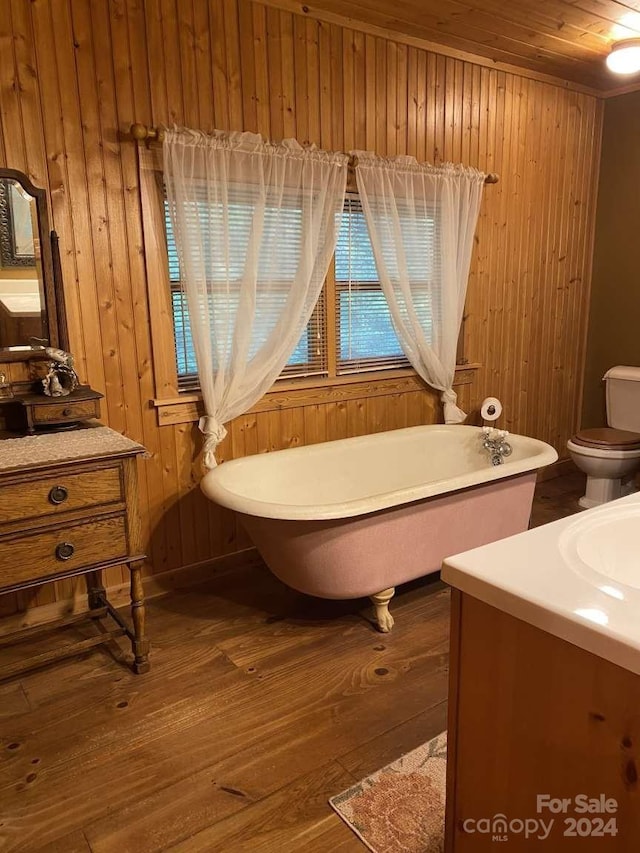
[481,396,502,422]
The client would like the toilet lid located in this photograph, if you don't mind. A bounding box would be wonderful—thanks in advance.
[573,427,640,450]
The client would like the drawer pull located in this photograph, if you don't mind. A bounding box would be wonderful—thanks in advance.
[62,408,73,417]
[55,542,75,561]
[49,485,69,505]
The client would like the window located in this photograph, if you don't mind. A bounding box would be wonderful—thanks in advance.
[164,190,439,390]
[164,195,326,390]
[335,194,409,373]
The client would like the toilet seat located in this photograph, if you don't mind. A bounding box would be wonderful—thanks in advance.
[572,428,640,451]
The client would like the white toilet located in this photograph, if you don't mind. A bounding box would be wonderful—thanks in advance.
[568,366,640,509]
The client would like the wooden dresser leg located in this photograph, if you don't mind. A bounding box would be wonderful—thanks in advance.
[86,569,106,609]
[129,560,150,674]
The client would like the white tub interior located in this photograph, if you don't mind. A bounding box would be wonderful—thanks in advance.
[202,424,558,520]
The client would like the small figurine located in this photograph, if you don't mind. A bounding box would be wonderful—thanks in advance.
[42,347,79,397]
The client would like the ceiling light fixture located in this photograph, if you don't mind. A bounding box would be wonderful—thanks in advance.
[606,39,640,74]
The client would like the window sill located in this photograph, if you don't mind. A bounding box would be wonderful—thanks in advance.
[153,364,480,427]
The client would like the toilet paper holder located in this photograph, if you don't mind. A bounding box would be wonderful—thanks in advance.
[480,396,502,422]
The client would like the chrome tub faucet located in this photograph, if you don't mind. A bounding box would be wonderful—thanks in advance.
[482,427,512,466]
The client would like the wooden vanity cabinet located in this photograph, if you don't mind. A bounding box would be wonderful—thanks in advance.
[445,590,640,852]
[0,424,150,679]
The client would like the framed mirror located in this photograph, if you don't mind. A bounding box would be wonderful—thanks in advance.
[0,168,67,361]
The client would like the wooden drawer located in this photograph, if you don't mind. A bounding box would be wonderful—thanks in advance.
[0,465,123,526]
[0,514,128,589]
[32,398,100,425]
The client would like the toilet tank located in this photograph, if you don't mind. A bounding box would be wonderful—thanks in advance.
[605,366,640,431]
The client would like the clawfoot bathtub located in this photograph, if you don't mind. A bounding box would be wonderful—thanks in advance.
[202,425,557,631]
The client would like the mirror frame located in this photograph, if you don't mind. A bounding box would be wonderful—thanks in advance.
[0,168,65,362]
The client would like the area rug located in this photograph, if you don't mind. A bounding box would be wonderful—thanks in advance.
[329,731,447,853]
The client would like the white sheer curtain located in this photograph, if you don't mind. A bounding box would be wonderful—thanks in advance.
[163,128,348,467]
[354,153,485,423]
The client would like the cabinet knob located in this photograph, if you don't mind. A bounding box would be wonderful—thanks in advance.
[55,542,75,561]
[49,485,69,505]
[62,408,73,417]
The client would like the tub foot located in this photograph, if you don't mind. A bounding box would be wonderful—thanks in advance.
[370,588,395,633]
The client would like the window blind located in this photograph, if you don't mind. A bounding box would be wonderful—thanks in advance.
[335,194,408,374]
[164,192,327,390]
[335,193,440,375]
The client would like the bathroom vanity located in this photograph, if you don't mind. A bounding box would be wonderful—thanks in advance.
[0,168,150,678]
[442,493,640,851]
[0,423,150,679]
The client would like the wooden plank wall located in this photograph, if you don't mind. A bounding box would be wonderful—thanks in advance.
[0,0,601,619]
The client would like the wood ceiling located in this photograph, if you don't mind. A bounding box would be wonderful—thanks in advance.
[273,0,640,92]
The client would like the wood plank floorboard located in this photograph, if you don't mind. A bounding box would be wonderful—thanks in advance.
[33,830,92,853]
[0,681,31,718]
[529,470,586,528]
[163,761,359,853]
[0,473,585,852]
[337,701,449,779]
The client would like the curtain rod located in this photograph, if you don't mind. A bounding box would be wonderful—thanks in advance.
[129,123,499,184]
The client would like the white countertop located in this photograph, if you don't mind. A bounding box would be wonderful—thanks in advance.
[441,491,640,675]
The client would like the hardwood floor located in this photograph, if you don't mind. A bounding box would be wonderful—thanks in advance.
[0,472,585,852]
[529,470,586,529]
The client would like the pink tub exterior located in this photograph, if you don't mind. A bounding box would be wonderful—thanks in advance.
[238,474,538,599]
[202,425,558,602]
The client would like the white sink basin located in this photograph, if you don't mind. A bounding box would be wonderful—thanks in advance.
[560,504,640,592]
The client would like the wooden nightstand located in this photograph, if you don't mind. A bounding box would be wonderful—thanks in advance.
[0,422,150,679]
